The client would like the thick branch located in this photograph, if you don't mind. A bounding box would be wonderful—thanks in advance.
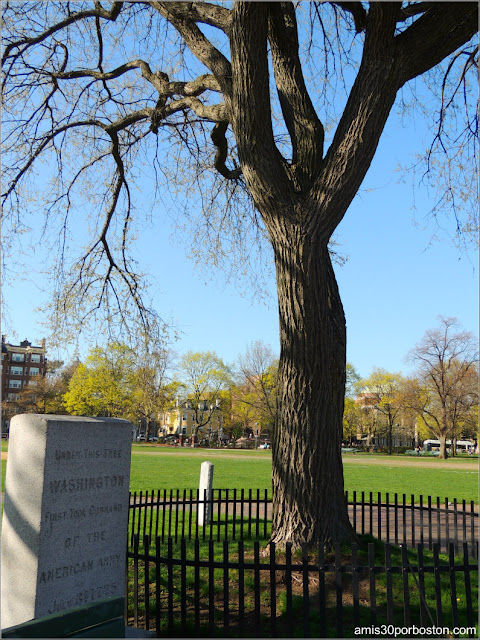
[313,4,401,237]
[394,2,478,86]
[53,63,221,97]
[332,2,367,33]
[173,2,232,34]
[322,1,478,228]
[268,2,324,187]
[230,2,292,208]
[397,2,435,23]
[157,97,227,122]
[210,122,241,180]
[150,1,233,99]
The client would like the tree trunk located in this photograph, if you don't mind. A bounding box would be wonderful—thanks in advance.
[438,434,448,459]
[387,421,393,455]
[270,233,355,548]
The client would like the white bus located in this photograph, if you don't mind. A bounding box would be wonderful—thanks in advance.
[423,439,476,452]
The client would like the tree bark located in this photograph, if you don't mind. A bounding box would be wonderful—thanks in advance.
[438,408,449,459]
[439,434,448,459]
[269,224,355,547]
[227,1,477,547]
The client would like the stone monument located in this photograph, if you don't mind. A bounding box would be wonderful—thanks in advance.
[1,414,132,630]
[198,461,214,526]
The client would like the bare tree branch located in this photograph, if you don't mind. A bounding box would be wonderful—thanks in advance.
[395,2,478,86]
[2,1,123,67]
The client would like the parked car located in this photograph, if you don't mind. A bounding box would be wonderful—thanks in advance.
[137,434,145,442]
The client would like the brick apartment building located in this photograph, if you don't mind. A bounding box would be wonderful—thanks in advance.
[1,336,47,436]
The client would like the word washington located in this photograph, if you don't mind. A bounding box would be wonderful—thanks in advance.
[49,475,125,493]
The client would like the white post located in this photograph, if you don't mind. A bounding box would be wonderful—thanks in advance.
[198,461,214,527]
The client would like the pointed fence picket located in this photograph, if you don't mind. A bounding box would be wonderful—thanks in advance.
[126,535,478,638]
[128,489,478,557]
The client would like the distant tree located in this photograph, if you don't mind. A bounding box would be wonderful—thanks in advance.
[131,348,177,440]
[342,397,362,445]
[177,351,232,444]
[406,317,478,458]
[233,340,278,434]
[8,359,79,416]
[358,369,404,454]
[230,386,257,434]
[345,363,361,399]
[354,393,378,448]
[2,2,477,546]
[230,423,244,442]
[459,402,478,446]
[444,362,478,454]
[64,342,136,419]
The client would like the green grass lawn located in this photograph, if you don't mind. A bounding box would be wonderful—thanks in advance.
[130,448,272,495]
[342,461,478,504]
[129,445,478,503]
[2,442,478,503]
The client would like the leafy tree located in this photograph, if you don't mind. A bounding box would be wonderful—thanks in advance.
[406,316,478,458]
[177,351,232,443]
[64,342,136,418]
[230,385,258,435]
[358,369,404,454]
[342,397,362,446]
[353,392,380,449]
[2,2,477,546]
[64,341,176,431]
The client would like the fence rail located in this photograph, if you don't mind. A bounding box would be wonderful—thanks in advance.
[128,489,478,557]
[126,535,478,638]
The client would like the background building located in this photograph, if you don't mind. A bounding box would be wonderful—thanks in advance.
[158,398,223,442]
[1,337,47,436]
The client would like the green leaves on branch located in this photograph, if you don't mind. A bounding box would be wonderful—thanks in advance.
[63,341,175,423]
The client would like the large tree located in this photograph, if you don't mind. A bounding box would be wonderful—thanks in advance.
[406,316,478,458]
[2,2,477,546]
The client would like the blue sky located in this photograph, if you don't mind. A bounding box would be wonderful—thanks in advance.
[3,124,477,380]
[2,71,478,380]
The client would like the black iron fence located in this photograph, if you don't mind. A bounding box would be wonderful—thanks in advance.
[126,535,478,638]
[128,489,478,557]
